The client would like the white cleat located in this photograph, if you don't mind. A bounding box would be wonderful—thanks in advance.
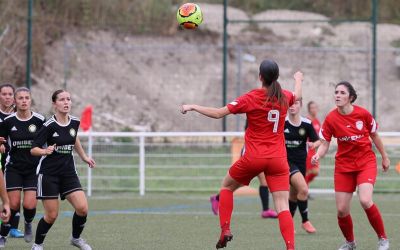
[338,240,356,250]
[70,237,92,250]
[31,243,43,250]
[378,238,389,250]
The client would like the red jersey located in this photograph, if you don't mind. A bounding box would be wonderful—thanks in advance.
[227,88,295,158]
[309,117,321,134]
[320,105,377,172]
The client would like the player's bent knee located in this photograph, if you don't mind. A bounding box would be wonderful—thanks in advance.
[336,208,350,217]
[23,203,37,210]
[298,188,308,199]
[45,212,59,223]
[359,199,373,209]
[75,204,89,216]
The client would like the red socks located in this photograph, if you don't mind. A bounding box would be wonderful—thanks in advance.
[338,214,354,242]
[278,210,295,250]
[218,189,233,230]
[365,204,387,239]
[338,204,387,243]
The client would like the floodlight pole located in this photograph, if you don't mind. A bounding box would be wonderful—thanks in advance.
[26,0,33,89]
[371,0,378,118]
[222,0,228,132]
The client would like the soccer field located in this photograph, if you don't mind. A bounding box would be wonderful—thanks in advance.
[5,193,400,249]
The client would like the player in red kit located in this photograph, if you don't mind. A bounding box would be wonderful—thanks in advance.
[181,59,303,250]
[305,101,321,186]
[312,81,390,250]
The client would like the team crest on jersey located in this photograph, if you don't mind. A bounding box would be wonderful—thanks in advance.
[69,128,76,137]
[355,121,363,130]
[299,128,306,136]
[28,124,37,133]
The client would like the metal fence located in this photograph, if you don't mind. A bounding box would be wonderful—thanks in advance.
[75,131,400,196]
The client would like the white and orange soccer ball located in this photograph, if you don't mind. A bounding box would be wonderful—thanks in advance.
[176,3,203,29]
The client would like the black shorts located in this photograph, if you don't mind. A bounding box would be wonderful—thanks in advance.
[289,162,306,177]
[4,168,37,191]
[37,174,82,200]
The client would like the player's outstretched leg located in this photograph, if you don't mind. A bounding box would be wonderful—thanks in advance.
[216,189,234,249]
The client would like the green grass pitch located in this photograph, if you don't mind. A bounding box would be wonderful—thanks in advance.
[5,193,400,249]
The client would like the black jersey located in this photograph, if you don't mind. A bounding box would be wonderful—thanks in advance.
[284,117,319,166]
[0,112,45,173]
[0,110,13,121]
[32,115,80,176]
[0,110,14,169]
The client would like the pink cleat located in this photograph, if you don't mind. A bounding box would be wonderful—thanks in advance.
[210,195,219,215]
[301,221,316,234]
[261,209,278,219]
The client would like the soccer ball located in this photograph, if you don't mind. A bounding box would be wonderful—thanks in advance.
[176,3,203,29]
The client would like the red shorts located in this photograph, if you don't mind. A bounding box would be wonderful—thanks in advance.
[334,167,377,192]
[306,148,319,171]
[229,156,290,192]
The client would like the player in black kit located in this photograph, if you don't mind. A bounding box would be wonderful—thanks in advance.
[0,83,15,171]
[30,90,95,250]
[0,87,45,247]
[0,83,24,239]
[285,100,320,234]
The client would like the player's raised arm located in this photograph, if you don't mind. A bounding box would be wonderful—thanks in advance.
[293,71,303,101]
[181,105,230,119]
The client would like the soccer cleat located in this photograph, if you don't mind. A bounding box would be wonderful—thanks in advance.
[216,229,233,249]
[9,228,24,238]
[0,236,6,248]
[378,238,389,250]
[24,222,33,243]
[210,195,219,215]
[338,241,356,250]
[31,243,44,250]
[70,237,92,250]
[261,209,278,219]
[301,221,316,233]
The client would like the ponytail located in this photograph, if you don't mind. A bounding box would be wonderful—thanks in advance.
[259,59,287,108]
[265,81,288,109]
